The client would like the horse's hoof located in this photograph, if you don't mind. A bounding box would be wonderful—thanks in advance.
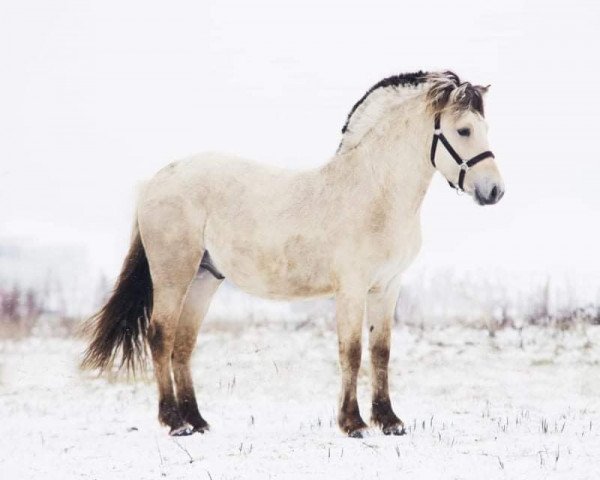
[348,429,364,439]
[169,424,193,436]
[341,417,368,438]
[192,420,210,434]
[383,424,406,436]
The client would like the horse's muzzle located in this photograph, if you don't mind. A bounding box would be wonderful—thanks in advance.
[474,184,504,205]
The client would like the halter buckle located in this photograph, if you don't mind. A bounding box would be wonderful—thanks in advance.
[460,163,469,172]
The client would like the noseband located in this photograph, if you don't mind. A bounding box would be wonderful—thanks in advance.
[430,113,495,191]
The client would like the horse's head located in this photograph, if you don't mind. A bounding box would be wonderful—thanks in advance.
[432,108,504,205]
[339,70,505,205]
[428,75,504,205]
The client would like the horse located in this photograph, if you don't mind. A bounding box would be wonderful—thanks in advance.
[82,70,504,438]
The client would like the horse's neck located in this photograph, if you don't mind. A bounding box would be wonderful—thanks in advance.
[323,105,434,218]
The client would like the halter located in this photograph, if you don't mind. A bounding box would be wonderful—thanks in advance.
[430,113,495,191]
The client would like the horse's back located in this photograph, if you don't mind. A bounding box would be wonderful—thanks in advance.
[138,152,338,299]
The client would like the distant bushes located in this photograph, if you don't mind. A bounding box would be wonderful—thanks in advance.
[0,286,44,337]
[395,270,600,330]
[1,270,599,339]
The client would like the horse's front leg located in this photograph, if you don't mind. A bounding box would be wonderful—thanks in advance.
[367,281,406,435]
[336,290,368,438]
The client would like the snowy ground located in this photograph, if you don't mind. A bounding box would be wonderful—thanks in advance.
[1,321,600,480]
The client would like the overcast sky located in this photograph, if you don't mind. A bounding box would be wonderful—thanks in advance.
[1,0,599,284]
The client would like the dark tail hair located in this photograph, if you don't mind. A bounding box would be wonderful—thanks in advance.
[81,228,153,374]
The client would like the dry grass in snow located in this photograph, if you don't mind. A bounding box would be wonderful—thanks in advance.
[1,321,600,479]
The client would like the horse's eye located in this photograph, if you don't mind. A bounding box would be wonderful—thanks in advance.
[457,128,471,137]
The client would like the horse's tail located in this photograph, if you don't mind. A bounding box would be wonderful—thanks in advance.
[81,224,153,374]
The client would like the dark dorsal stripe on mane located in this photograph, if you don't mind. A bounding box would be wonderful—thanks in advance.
[341,71,428,134]
[341,70,485,135]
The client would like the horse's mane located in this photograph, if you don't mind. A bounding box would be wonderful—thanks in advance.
[339,70,487,152]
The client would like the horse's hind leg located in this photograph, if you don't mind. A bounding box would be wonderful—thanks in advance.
[147,269,200,436]
[172,269,223,433]
[139,201,204,436]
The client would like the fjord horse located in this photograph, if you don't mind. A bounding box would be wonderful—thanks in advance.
[83,70,504,437]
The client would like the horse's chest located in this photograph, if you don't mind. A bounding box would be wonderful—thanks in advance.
[366,220,422,280]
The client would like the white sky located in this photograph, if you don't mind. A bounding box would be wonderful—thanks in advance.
[1,0,599,281]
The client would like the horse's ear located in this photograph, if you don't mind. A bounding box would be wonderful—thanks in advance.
[476,84,491,96]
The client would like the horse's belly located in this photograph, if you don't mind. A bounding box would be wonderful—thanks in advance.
[231,268,334,300]
[205,235,335,300]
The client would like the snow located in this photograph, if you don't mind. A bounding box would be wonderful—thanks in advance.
[2,321,600,479]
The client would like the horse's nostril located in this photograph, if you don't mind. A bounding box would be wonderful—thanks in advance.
[490,185,498,202]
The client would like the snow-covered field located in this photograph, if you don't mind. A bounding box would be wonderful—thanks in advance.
[1,321,600,480]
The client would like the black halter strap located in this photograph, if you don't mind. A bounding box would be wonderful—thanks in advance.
[430,113,495,191]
